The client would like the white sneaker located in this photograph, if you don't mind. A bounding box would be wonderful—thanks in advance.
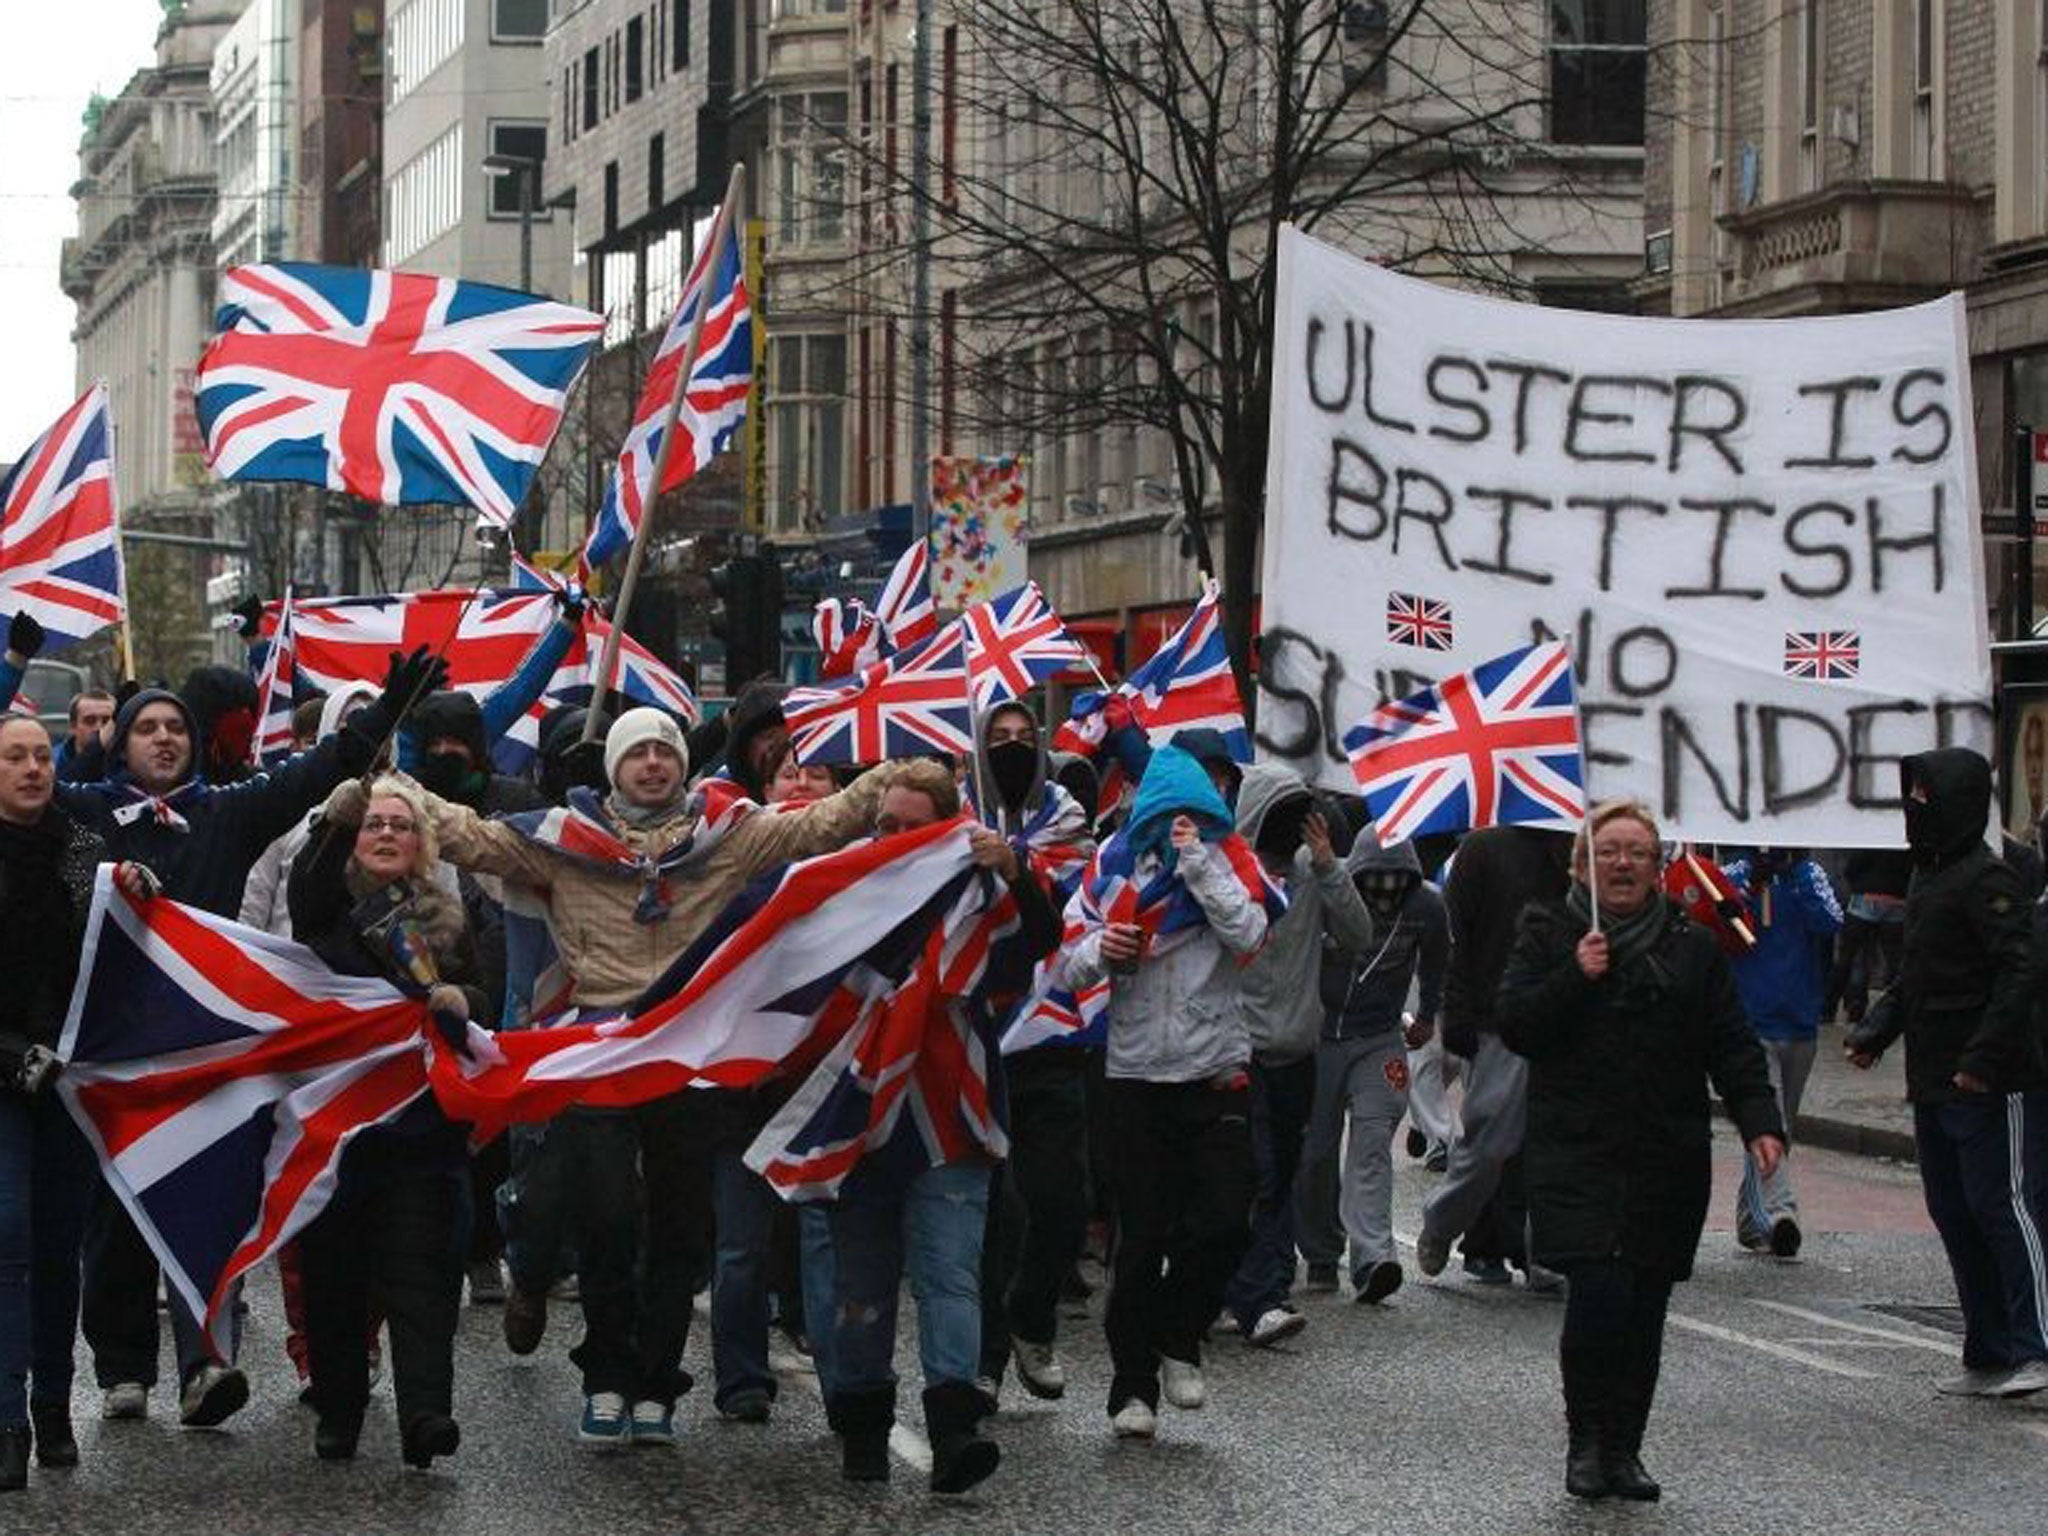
[1937,1366,2015,1397]
[1012,1335,1066,1400]
[1992,1360,2048,1398]
[102,1382,148,1420]
[1159,1357,1207,1410]
[1246,1307,1307,1348]
[1109,1400,1157,1439]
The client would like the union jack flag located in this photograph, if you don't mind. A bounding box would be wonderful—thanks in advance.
[1053,580,1247,798]
[56,870,443,1357]
[273,588,698,771]
[195,264,603,529]
[1783,629,1860,681]
[421,818,991,1139]
[250,588,299,767]
[812,596,880,679]
[583,214,752,569]
[783,620,973,764]
[1386,591,1455,651]
[872,538,937,650]
[963,581,1088,708]
[1343,641,1586,845]
[0,383,124,647]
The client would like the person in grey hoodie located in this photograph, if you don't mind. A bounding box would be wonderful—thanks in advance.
[1296,826,1448,1303]
[1219,767,1374,1345]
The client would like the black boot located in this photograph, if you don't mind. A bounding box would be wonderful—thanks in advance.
[1604,1348,1662,1501]
[0,1426,28,1492]
[29,1401,76,1468]
[1559,1351,1609,1501]
[400,1414,461,1470]
[835,1386,894,1484]
[925,1381,1000,1496]
[314,1416,360,1462]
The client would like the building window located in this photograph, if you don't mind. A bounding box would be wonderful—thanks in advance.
[1798,0,1823,190]
[384,121,463,265]
[1912,0,1938,178]
[389,0,464,104]
[645,226,684,324]
[775,92,848,246]
[772,333,847,529]
[648,131,665,210]
[772,0,849,15]
[672,0,690,71]
[583,48,599,130]
[600,248,638,346]
[604,160,619,237]
[562,66,575,144]
[626,16,644,102]
[492,0,547,40]
[1548,0,1646,147]
[486,121,549,218]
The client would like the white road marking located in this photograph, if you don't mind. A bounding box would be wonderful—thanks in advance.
[1749,1300,1956,1355]
[1667,1313,1882,1380]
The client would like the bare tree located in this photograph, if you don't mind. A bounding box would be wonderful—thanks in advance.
[832,0,1648,697]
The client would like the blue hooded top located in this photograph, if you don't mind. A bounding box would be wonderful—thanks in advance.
[1124,743,1233,865]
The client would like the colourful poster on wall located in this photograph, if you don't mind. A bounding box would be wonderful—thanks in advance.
[929,454,1028,607]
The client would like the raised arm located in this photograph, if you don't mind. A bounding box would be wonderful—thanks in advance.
[728,763,891,871]
[1178,835,1270,957]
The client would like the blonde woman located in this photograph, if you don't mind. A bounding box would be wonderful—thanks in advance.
[1496,800,1783,1504]
[287,775,487,1471]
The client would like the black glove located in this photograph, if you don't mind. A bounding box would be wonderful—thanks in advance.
[230,595,266,640]
[429,1007,473,1059]
[7,610,44,660]
[1441,1015,1480,1061]
[378,645,451,720]
[1845,991,1899,1061]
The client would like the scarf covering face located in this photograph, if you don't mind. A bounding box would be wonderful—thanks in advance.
[1566,883,1668,972]
[501,781,756,925]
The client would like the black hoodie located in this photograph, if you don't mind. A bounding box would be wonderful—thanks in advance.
[1858,748,2043,1101]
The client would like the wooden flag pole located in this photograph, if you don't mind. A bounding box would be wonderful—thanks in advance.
[581,161,746,746]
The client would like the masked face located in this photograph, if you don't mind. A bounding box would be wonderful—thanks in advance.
[208,706,256,769]
[987,739,1038,807]
[1358,869,1408,911]
[418,749,482,805]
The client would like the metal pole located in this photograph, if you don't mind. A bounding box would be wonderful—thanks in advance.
[519,165,535,293]
[580,162,748,745]
[2019,425,2037,642]
[909,0,933,543]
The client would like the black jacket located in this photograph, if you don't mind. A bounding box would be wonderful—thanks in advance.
[1497,895,1782,1281]
[0,805,106,1049]
[1855,749,2041,1101]
[1441,825,1571,1056]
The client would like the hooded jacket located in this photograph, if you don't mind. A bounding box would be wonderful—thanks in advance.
[1064,745,1273,1083]
[722,680,790,801]
[1854,748,2042,1101]
[56,686,384,918]
[1319,831,1447,1044]
[1233,766,1372,1063]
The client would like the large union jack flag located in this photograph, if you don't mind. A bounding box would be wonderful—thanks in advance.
[195,264,603,528]
[1783,629,1860,681]
[56,871,441,1358]
[583,214,752,569]
[872,538,937,650]
[273,588,698,771]
[1343,640,1586,845]
[783,620,973,764]
[812,597,880,680]
[1053,579,1247,797]
[963,581,1088,708]
[0,383,124,647]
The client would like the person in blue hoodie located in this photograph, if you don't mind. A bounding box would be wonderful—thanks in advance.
[1721,847,1842,1259]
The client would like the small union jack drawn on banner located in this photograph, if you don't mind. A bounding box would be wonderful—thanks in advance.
[1386,592,1455,651]
[1783,630,1860,682]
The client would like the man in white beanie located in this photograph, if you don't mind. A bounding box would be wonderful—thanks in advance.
[414,706,891,1448]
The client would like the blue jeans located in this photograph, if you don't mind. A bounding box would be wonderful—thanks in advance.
[1225,1054,1316,1324]
[0,1090,98,1424]
[799,1204,839,1398]
[827,1161,989,1395]
[711,1148,780,1409]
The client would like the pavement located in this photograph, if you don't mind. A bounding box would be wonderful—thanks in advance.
[17,1124,2039,1536]
[1772,1020,1917,1163]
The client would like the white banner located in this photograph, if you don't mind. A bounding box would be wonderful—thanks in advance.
[1259,225,1991,848]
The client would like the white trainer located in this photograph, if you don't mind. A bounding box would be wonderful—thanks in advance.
[1246,1307,1307,1348]
[1109,1400,1157,1439]
[1159,1357,1207,1410]
[1012,1335,1066,1399]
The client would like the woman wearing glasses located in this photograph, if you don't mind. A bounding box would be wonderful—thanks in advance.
[287,774,487,1471]
[1496,799,1783,1505]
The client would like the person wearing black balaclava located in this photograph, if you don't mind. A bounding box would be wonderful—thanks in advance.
[970,700,1097,1407]
[1849,747,2048,1401]
[179,665,262,787]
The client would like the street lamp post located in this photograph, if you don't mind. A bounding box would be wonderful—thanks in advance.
[483,151,539,293]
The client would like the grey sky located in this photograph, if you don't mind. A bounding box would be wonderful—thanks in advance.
[0,3,163,455]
